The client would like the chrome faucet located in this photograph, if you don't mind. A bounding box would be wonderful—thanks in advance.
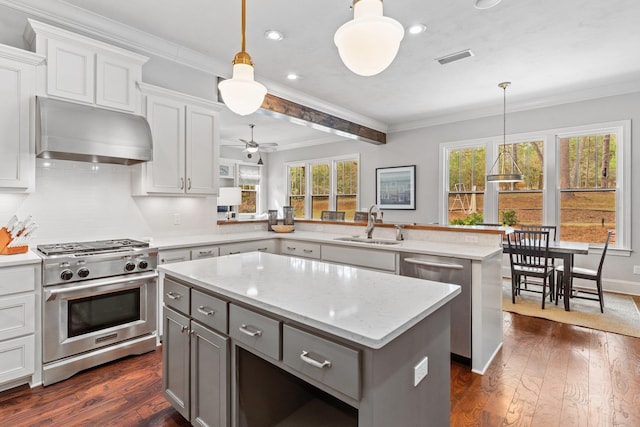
[395,224,404,241]
[365,204,382,239]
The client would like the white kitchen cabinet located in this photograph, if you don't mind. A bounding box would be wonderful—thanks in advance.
[321,244,397,272]
[279,240,321,260]
[133,83,222,196]
[219,240,276,256]
[0,45,42,192]
[190,246,220,260]
[25,19,148,113]
[0,261,41,391]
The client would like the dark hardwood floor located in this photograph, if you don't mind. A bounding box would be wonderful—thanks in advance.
[1,312,639,426]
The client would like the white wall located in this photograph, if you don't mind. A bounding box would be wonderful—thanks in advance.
[0,160,218,244]
[268,92,640,293]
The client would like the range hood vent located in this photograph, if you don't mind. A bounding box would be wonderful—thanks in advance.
[36,97,153,165]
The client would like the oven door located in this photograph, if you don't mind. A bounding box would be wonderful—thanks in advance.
[43,271,157,363]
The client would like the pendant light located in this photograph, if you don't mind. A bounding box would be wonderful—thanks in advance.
[486,82,524,183]
[334,0,405,76]
[218,0,267,116]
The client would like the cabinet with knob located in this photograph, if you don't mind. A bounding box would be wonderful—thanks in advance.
[133,83,222,196]
[163,277,229,427]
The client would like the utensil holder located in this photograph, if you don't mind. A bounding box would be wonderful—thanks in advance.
[283,206,294,226]
[267,210,278,231]
[0,227,29,255]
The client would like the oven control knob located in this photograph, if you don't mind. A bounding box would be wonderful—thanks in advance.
[125,262,136,272]
[138,260,148,269]
[60,269,73,281]
[77,268,90,278]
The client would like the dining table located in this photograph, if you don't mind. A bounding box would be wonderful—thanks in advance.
[504,240,590,311]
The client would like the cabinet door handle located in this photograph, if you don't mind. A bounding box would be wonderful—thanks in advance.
[239,324,262,337]
[303,249,313,253]
[166,292,182,300]
[180,325,189,333]
[286,246,296,251]
[180,178,185,189]
[197,306,215,316]
[187,178,192,190]
[257,247,268,252]
[229,251,241,255]
[300,351,332,369]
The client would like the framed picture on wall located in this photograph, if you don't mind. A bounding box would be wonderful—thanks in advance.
[376,165,416,210]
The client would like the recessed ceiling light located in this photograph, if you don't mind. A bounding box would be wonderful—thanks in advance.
[264,30,283,41]
[474,0,502,10]
[286,73,299,80]
[407,24,427,35]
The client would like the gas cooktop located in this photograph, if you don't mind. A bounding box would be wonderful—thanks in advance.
[37,238,149,256]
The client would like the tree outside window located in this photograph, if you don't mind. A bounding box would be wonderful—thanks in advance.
[287,156,359,219]
[238,164,260,215]
[447,147,486,224]
[558,133,616,244]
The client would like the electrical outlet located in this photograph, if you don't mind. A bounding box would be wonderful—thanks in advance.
[172,213,181,225]
[464,235,478,243]
[633,265,640,275]
[413,356,428,386]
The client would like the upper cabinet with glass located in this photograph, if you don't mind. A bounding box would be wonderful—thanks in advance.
[24,19,148,113]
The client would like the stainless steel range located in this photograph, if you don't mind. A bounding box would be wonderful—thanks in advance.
[38,238,158,386]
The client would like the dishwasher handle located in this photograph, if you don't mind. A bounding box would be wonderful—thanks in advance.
[403,258,465,270]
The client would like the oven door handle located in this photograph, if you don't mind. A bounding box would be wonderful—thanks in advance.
[45,272,158,302]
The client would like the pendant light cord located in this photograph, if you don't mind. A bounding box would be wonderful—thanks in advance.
[241,0,246,53]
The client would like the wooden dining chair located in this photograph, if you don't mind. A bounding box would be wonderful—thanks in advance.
[507,230,555,309]
[555,231,612,313]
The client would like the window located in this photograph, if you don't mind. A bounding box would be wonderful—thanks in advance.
[237,164,260,215]
[558,131,617,245]
[286,155,359,219]
[497,141,544,227]
[335,159,359,220]
[441,120,629,249]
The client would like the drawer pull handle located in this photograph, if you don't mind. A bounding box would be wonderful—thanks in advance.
[300,351,332,369]
[257,247,268,252]
[239,324,262,337]
[303,249,313,253]
[167,292,181,300]
[198,306,215,316]
[199,250,213,255]
[286,246,296,250]
[229,251,241,255]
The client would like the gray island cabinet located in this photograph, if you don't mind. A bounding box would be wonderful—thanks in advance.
[158,252,460,427]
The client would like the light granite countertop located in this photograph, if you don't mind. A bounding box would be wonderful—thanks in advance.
[0,250,41,267]
[152,230,502,261]
[158,251,461,349]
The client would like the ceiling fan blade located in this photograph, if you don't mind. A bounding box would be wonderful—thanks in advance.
[239,138,250,143]
[260,143,278,147]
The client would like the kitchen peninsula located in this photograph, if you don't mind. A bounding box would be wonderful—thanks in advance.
[158,252,460,427]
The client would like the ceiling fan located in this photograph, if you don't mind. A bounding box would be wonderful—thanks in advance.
[223,124,278,157]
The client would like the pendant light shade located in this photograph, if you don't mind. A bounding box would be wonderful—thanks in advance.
[486,82,524,183]
[334,0,405,76]
[218,0,266,116]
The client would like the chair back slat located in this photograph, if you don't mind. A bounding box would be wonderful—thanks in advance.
[520,225,557,242]
[508,230,551,270]
[597,231,613,276]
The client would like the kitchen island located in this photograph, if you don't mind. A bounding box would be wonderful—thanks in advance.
[158,252,460,427]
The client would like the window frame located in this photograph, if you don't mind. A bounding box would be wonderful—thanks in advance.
[285,154,360,219]
[439,120,630,252]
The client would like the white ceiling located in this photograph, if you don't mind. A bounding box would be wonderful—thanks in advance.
[5,0,640,149]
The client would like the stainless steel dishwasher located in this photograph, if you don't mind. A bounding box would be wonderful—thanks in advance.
[400,253,472,362]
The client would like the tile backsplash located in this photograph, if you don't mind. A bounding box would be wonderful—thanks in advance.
[0,159,219,244]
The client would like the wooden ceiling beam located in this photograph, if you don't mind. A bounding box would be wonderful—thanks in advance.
[258,93,386,145]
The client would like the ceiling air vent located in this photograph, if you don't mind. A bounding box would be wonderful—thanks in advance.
[435,49,474,65]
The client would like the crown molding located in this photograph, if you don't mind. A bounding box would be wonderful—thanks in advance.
[0,42,44,65]
[391,78,640,134]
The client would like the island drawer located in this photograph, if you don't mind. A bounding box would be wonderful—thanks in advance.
[279,240,321,259]
[229,304,281,360]
[282,325,360,400]
[191,290,227,333]
[190,246,219,259]
[163,278,190,314]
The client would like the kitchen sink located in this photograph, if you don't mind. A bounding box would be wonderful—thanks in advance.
[333,236,401,245]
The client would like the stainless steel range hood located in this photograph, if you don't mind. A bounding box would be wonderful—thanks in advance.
[36,97,153,165]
